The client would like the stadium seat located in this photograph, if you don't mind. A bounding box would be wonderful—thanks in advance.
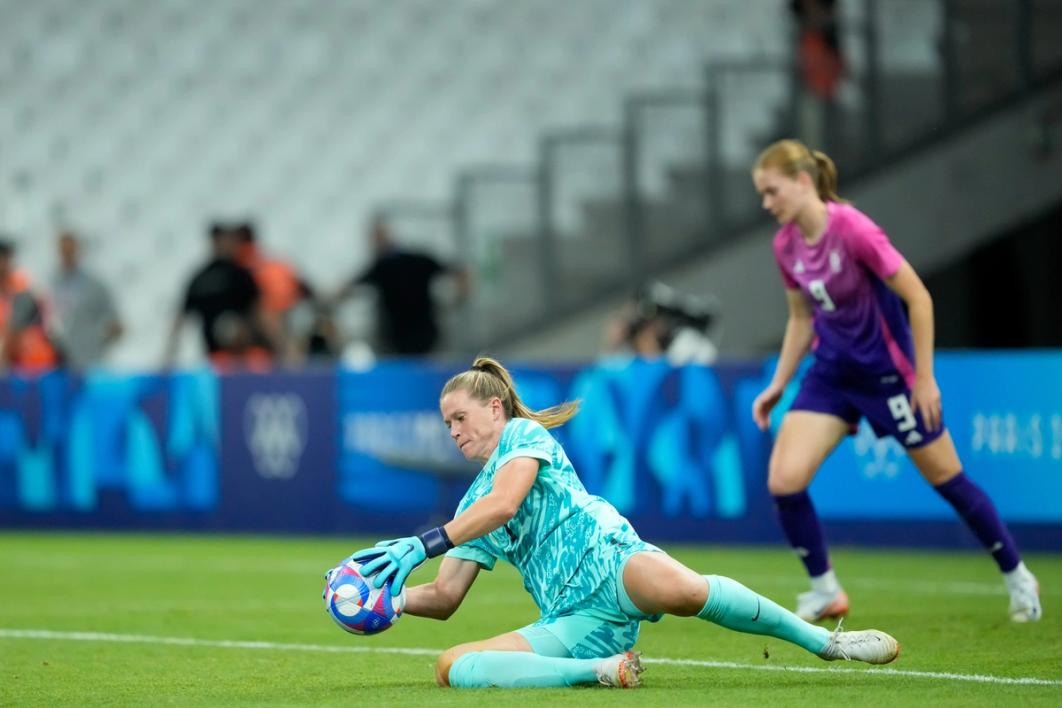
[0,0,793,366]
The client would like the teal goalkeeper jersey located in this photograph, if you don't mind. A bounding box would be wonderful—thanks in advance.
[446,417,646,617]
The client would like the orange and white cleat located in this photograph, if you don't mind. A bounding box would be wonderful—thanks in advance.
[595,651,645,688]
[796,588,849,623]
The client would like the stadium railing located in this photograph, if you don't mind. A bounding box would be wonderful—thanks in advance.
[423,0,1062,356]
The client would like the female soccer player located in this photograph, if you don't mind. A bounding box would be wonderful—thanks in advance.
[750,139,1041,624]
[347,357,898,689]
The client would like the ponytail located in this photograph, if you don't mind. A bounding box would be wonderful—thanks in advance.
[810,150,843,203]
[441,356,580,429]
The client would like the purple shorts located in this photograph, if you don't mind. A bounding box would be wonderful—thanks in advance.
[789,366,945,449]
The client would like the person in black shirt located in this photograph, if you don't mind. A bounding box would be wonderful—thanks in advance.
[164,224,277,370]
[333,219,467,356]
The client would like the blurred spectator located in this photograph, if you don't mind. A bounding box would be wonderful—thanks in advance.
[0,238,60,373]
[49,231,123,370]
[603,282,719,366]
[234,221,314,363]
[332,218,468,356]
[791,0,844,100]
[790,0,844,150]
[164,224,277,371]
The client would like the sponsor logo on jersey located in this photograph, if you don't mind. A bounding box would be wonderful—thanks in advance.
[794,259,805,274]
[829,249,842,273]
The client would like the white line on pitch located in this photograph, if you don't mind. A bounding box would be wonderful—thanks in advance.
[0,629,438,657]
[2,628,1060,687]
[643,657,1062,687]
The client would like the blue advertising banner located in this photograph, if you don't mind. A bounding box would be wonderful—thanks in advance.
[1,353,1060,549]
[560,357,777,542]
[337,362,462,518]
[219,370,337,532]
[332,357,783,543]
[0,369,218,528]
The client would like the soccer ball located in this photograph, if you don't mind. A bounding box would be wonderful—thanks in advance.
[323,559,406,635]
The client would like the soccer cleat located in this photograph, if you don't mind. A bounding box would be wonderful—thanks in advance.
[795,588,849,622]
[1007,571,1042,623]
[819,621,900,665]
[595,651,645,688]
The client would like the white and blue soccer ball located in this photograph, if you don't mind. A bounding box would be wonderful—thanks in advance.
[323,558,406,635]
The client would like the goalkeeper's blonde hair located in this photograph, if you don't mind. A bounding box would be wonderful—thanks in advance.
[441,356,579,429]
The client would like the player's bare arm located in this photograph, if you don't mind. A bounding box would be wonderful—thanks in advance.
[885,261,942,431]
[753,288,815,430]
[405,556,481,620]
[773,287,816,386]
[442,457,539,546]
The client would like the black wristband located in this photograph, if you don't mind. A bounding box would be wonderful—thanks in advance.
[418,526,454,558]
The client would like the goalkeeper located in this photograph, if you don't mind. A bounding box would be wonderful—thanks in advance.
[347,356,899,689]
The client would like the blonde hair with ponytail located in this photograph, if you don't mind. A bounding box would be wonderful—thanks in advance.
[754,139,848,204]
[441,356,580,429]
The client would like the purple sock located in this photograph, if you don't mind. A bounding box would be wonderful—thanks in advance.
[934,472,1021,572]
[772,491,831,577]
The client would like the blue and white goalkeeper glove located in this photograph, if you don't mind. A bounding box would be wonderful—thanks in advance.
[351,527,454,595]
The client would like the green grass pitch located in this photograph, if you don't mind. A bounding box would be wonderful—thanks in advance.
[1,532,1060,706]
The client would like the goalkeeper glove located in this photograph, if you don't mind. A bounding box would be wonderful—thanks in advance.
[351,526,453,594]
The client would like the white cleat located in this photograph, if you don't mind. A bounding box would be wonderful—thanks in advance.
[1007,570,1042,623]
[819,622,900,665]
[595,651,644,688]
[796,588,849,623]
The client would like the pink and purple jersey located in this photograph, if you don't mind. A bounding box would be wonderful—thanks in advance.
[773,201,915,385]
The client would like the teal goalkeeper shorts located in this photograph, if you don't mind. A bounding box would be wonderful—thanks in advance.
[515,544,663,660]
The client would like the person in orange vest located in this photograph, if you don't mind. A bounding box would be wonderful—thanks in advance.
[234,222,312,364]
[791,0,844,101]
[789,0,845,152]
[0,238,60,373]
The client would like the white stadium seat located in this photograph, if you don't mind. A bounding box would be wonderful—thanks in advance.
[0,0,790,367]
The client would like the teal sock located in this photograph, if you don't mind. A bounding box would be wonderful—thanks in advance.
[448,651,600,688]
[697,575,830,654]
